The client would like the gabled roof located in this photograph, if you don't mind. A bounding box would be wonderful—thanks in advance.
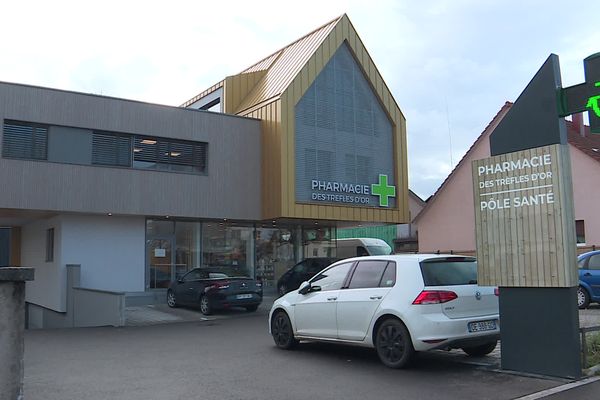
[181,15,343,113]
[413,102,513,224]
[414,104,600,224]
[567,123,600,163]
[235,15,342,113]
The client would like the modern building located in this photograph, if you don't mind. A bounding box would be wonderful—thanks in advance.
[415,104,600,254]
[0,14,409,328]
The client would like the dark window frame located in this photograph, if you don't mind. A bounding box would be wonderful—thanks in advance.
[46,228,54,262]
[2,120,49,161]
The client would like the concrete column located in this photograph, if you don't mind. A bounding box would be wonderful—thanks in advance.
[0,267,35,400]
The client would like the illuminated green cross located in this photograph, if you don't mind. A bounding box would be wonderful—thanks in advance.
[586,82,600,117]
[558,53,600,133]
[371,174,396,207]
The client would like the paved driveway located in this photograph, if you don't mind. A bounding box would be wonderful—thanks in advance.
[24,310,571,400]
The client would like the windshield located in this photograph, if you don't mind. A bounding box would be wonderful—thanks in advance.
[420,258,477,286]
[366,245,392,255]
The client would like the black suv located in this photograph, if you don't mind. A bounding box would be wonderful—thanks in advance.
[277,257,338,296]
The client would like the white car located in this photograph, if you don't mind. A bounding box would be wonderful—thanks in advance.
[269,254,499,368]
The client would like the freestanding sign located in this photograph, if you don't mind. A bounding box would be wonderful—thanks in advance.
[479,53,583,379]
[472,144,577,288]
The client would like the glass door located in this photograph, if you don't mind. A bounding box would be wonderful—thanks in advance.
[147,238,173,289]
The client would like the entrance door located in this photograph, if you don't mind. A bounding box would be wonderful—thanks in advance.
[147,238,173,289]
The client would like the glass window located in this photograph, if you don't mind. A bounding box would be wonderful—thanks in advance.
[92,132,131,167]
[420,257,477,286]
[589,255,600,270]
[379,262,396,287]
[45,228,54,262]
[175,221,202,278]
[202,223,253,278]
[348,260,388,289]
[255,227,298,291]
[133,136,207,174]
[576,220,586,244]
[183,269,205,281]
[2,120,48,160]
[311,262,352,291]
[146,220,174,236]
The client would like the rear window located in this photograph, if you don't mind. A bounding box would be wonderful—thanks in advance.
[420,258,477,286]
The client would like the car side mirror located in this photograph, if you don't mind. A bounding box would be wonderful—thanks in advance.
[298,281,321,295]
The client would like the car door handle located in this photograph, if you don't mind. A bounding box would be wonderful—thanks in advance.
[584,273,592,276]
[327,297,337,301]
[370,296,382,300]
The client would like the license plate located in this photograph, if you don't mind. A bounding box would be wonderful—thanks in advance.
[236,294,252,299]
[468,319,497,333]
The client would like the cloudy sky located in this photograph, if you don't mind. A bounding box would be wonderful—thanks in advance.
[1,0,598,199]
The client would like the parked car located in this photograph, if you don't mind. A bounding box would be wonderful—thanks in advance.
[167,268,262,315]
[277,257,338,296]
[335,238,392,258]
[269,254,499,368]
[577,250,600,309]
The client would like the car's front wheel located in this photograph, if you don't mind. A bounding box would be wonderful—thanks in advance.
[462,340,497,357]
[200,295,213,315]
[245,305,259,312]
[166,290,177,308]
[375,318,414,368]
[578,286,590,309]
[271,311,298,349]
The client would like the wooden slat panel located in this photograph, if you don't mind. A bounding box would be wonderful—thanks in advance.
[472,144,576,287]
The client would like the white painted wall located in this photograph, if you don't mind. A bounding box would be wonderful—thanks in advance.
[22,216,66,312]
[60,215,145,292]
[23,214,145,312]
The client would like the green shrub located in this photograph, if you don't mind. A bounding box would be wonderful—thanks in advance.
[585,332,600,368]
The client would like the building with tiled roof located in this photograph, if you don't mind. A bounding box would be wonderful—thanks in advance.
[415,106,600,254]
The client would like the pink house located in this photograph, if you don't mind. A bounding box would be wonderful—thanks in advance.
[415,104,600,254]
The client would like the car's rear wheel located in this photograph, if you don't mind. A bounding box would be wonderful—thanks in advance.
[375,319,414,368]
[462,340,497,357]
[245,305,259,312]
[166,290,177,308]
[200,295,213,315]
[578,286,590,309]
[271,311,298,349]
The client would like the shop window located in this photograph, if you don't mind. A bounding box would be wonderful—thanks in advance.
[576,220,586,244]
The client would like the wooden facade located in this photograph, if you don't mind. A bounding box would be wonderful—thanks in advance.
[197,15,409,224]
[472,144,577,287]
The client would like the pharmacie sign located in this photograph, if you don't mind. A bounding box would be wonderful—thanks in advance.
[471,144,577,287]
[310,174,396,207]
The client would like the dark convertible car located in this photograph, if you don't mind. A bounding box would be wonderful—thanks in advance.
[167,268,262,315]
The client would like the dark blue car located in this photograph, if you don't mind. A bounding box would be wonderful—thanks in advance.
[577,250,600,309]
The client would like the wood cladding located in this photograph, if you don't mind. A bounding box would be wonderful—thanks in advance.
[472,144,577,287]
[235,15,409,224]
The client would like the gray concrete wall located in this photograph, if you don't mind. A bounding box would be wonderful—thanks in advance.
[0,267,34,400]
[26,265,125,329]
[0,81,262,221]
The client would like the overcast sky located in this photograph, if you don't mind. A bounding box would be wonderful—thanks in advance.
[1,0,598,200]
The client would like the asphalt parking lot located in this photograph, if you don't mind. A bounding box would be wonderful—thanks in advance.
[23,303,600,400]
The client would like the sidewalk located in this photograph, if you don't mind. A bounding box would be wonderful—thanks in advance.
[125,295,277,326]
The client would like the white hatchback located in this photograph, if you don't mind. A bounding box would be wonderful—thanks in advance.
[269,254,500,368]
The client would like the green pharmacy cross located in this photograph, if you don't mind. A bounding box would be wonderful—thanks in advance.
[558,53,600,133]
[371,174,396,207]
[587,82,600,118]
